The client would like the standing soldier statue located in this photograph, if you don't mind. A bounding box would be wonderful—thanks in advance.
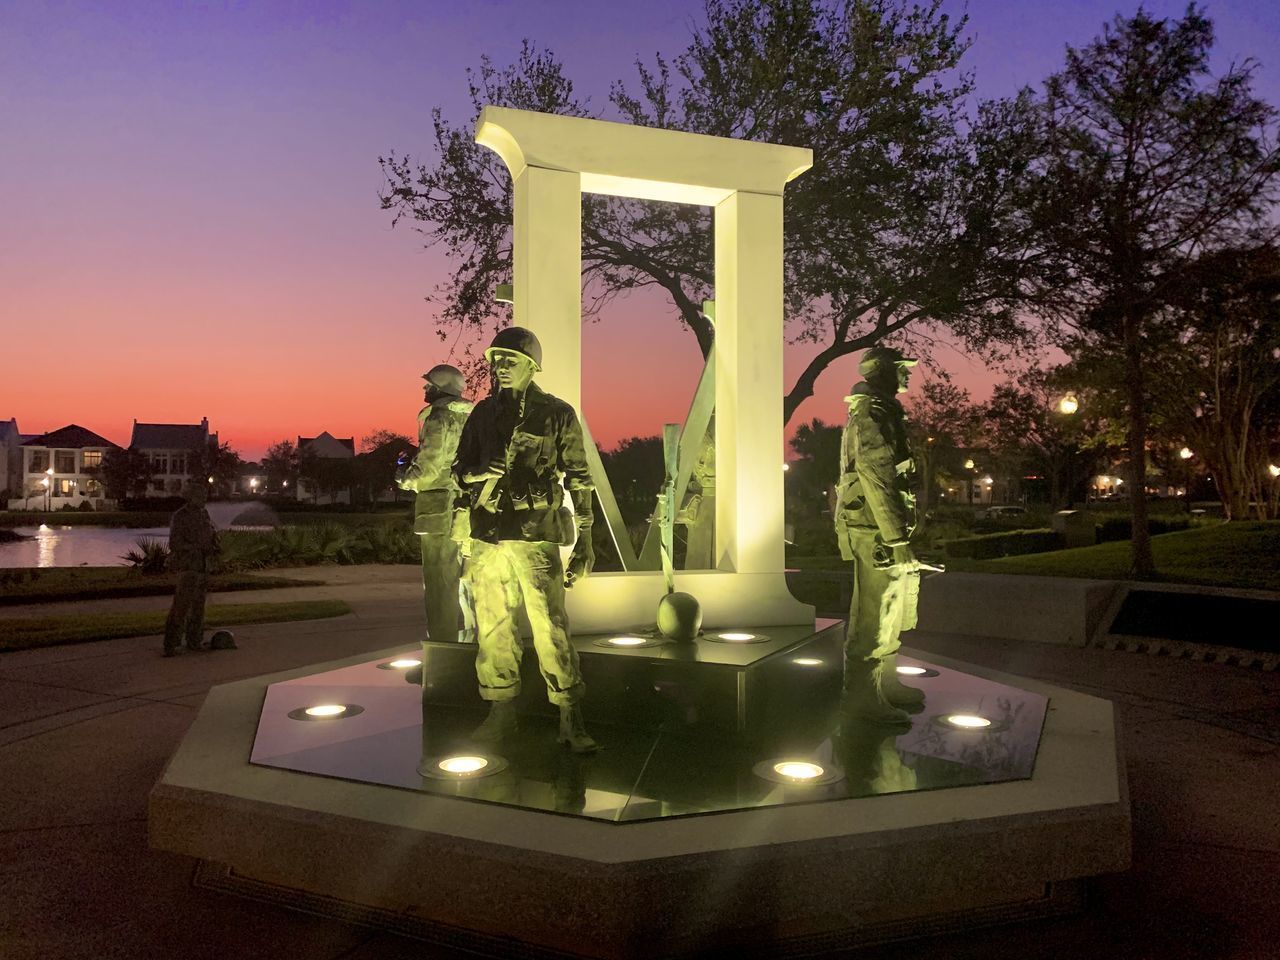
[163,479,220,656]
[396,364,474,643]
[453,327,598,752]
[835,346,928,725]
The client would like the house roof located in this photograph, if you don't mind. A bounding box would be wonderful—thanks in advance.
[22,424,120,449]
[131,422,208,451]
[0,418,20,443]
[298,432,356,458]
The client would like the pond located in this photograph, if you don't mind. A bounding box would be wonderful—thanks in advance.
[0,526,170,568]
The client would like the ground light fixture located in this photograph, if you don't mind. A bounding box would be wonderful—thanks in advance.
[593,635,665,649]
[896,664,941,678]
[420,752,508,780]
[753,758,844,786]
[377,657,422,670]
[708,631,769,644]
[945,714,992,729]
[792,658,824,666]
[288,703,365,722]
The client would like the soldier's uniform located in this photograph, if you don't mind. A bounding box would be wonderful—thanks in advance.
[163,498,220,654]
[835,381,919,662]
[397,392,473,642]
[454,381,594,706]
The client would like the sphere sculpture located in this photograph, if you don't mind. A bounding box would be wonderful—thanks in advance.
[657,591,702,642]
[209,629,237,650]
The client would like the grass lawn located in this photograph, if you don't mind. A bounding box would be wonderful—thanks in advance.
[948,522,1280,592]
[0,568,324,606]
[0,599,353,652]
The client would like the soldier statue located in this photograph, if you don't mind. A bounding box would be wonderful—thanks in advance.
[163,479,221,656]
[396,364,474,643]
[834,346,926,725]
[452,327,598,752]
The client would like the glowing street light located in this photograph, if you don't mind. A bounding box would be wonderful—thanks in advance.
[1057,393,1079,415]
[1270,464,1280,478]
[964,459,975,470]
[1179,447,1194,460]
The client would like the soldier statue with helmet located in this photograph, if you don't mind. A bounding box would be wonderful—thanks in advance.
[396,363,474,644]
[835,345,932,726]
[452,326,599,752]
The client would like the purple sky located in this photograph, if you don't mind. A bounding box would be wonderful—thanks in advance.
[2,1,1276,458]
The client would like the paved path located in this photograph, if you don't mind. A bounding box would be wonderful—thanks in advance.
[1,568,1277,959]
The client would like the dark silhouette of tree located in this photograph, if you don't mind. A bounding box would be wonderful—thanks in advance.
[1025,5,1280,573]
[381,0,1048,420]
[99,448,153,500]
[262,440,300,494]
[355,429,415,506]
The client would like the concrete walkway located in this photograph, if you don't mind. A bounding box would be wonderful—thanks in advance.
[1,568,1277,959]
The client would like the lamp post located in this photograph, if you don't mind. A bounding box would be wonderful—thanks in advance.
[44,465,53,511]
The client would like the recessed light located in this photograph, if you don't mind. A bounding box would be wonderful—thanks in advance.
[609,636,646,646]
[419,752,507,780]
[379,657,422,670]
[288,703,365,722]
[305,704,347,717]
[897,665,927,676]
[773,761,824,780]
[593,635,664,649]
[438,755,489,775]
[792,658,824,666]
[719,632,756,641]
[946,714,992,729]
[753,757,843,786]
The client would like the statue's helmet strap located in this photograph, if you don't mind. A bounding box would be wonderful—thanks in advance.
[485,327,543,371]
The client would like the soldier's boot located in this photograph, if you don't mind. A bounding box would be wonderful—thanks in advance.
[471,701,519,743]
[843,659,913,729]
[881,655,926,713]
[557,704,598,754]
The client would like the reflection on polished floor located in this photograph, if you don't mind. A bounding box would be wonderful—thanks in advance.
[250,627,1048,824]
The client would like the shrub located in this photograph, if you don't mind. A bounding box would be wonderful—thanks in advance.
[76,500,95,512]
[942,528,1065,560]
[122,537,170,574]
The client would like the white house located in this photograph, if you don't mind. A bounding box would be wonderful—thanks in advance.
[296,431,355,505]
[0,418,33,500]
[11,424,119,511]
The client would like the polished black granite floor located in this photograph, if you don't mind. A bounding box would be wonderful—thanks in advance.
[250,632,1048,823]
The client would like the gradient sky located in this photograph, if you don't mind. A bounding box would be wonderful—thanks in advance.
[3,1,1277,459]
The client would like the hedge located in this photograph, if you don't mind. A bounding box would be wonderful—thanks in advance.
[942,528,1065,560]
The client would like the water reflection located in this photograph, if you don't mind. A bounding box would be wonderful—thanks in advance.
[0,526,170,568]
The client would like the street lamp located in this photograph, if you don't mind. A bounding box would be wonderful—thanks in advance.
[1270,464,1280,478]
[1057,393,1079,416]
[44,466,53,511]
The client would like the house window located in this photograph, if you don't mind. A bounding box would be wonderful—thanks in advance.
[152,454,169,473]
[29,451,49,473]
[170,453,187,475]
[54,451,75,474]
[57,479,75,496]
[84,479,103,496]
[82,450,102,470]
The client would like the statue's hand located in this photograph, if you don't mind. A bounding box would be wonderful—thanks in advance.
[463,458,506,484]
[891,544,916,568]
[565,541,595,588]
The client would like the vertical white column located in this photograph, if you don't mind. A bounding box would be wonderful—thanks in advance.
[511,165,582,407]
[714,190,786,575]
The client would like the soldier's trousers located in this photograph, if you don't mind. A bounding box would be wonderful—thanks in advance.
[470,539,583,706]
[845,531,918,662]
[164,571,208,651]
[419,533,464,643]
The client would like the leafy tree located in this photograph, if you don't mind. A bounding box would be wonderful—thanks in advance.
[599,435,666,528]
[903,380,979,516]
[262,440,300,494]
[381,0,1047,419]
[1025,5,1280,573]
[192,440,242,497]
[786,417,842,517]
[99,448,153,500]
[355,429,415,505]
[1148,244,1280,518]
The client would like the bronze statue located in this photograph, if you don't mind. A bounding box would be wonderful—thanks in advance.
[163,480,220,656]
[453,327,598,752]
[834,346,927,724]
[396,364,474,643]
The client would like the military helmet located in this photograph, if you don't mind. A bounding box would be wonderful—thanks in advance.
[858,345,919,378]
[484,326,543,371]
[422,363,465,398]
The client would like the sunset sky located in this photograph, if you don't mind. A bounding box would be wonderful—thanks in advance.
[3,1,1277,459]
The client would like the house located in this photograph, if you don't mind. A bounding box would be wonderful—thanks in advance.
[296,431,355,505]
[0,418,34,500]
[11,424,120,511]
[130,418,215,495]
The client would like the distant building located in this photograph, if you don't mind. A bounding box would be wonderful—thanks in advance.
[130,418,214,495]
[296,432,355,505]
[0,418,33,498]
[11,424,120,511]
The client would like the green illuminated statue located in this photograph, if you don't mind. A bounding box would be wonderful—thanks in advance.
[163,480,220,656]
[396,364,474,643]
[453,326,598,752]
[834,346,928,725]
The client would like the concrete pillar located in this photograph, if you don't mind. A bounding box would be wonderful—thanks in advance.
[714,190,785,575]
[512,166,582,408]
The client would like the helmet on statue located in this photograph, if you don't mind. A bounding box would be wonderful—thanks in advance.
[484,327,543,372]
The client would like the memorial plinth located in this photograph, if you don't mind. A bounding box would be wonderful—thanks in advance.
[149,638,1128,957]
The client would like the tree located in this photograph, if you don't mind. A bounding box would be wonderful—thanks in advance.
[903,380,979,517]
[1026,5,1280,573]
[787,417,843,517]
[99,448,153,500]
[1148,244,1280,519]
[981,367,1103,509]
[381,0,1047,418]
[262,440,300,494]
[192,440,242,497]
[354,429,415,505]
